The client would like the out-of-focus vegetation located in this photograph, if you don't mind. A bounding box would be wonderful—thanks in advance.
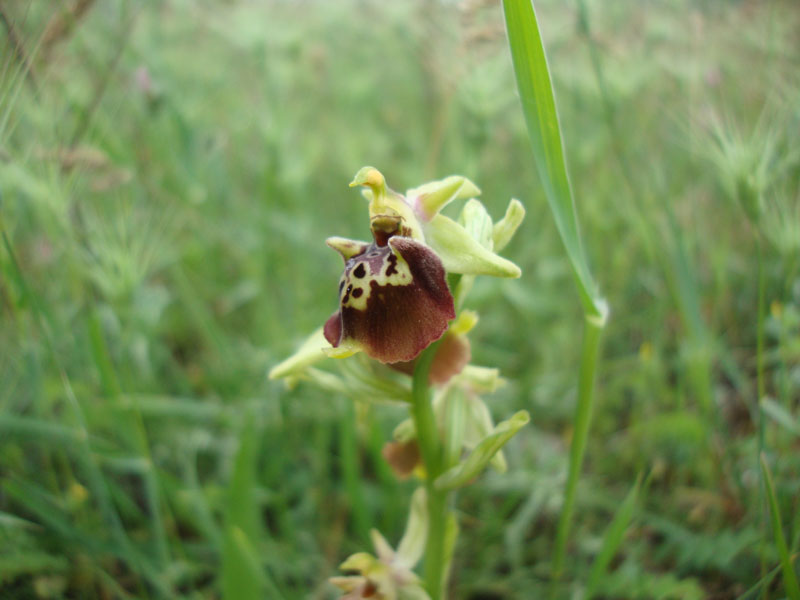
[1,0,798,598]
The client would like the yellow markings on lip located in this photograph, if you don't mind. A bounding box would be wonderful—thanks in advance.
[339,249,413,311]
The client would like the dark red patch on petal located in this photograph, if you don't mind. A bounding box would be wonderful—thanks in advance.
[323,311,343,348]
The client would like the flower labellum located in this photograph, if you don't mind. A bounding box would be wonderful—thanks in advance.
[324,235,455,364]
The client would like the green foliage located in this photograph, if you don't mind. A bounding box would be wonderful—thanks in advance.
[1,0,799,598]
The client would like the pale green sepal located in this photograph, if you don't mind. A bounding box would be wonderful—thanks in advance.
[304,368,349,396]
[454,199,494,307]
[340,551,378,572]
[326,236,369,260]
[455,365,505,393]
[396,487,428,567]
[399,585,432,600]
[443,386,466,468]
[328,576,363,592]
[406,175,481,222]
[459,199,494,249]
[268,327,329,380]
[491,448,508,473]
[371,529,395,563]
[339,357,412,404]
[462,392,507,472]
[393,418,415,443]
[425,214,521,278]
[492,199,526,252]
[434,410,530,491]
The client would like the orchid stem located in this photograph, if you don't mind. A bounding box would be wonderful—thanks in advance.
[411,341,450,600]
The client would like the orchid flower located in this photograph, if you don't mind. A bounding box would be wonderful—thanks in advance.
[269,167,524,378]
[329,489,431,600]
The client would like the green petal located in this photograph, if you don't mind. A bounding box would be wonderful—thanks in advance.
[462,394,508,472]
[459,199,494,249]
[406,175,481,222]
[268,327,329,380]
[425,214,521,278]
[434,410,530,491]
[492,199,526,252]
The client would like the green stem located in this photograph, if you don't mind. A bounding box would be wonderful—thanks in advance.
[411,341,451,600]
[552,313,605,586]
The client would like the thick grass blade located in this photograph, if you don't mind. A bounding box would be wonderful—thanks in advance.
[502,0,605,319]
[760,453,800,599]
[502,1,608,586]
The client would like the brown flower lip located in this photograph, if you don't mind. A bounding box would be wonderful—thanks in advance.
[323,236,455,364]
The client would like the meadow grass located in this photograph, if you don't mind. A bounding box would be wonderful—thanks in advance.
[1,1,799,598]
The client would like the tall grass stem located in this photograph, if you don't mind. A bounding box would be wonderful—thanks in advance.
[552,314,604,581]
[502,0,607,587]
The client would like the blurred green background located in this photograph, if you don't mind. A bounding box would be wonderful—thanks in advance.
[1,0,799,598]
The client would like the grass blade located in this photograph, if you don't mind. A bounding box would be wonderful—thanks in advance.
[551,315,603,582]
[502,0,609,586]
[502,0,605,319]
[585,474,643,599]
[222,414,278,599]
[760,453,800,599]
